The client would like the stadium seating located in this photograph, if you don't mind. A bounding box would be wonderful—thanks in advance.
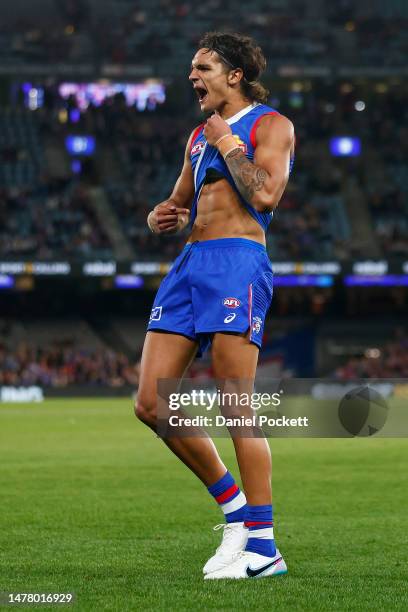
[0,317,139,387]
[333,329,408,379]
[85,0,408,71]
[1,1,407,70]
[0,180,113,259]
[0,110,43,187]
[2,81,407,260]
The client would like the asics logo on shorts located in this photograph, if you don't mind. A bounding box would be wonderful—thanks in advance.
[224,313,237,324]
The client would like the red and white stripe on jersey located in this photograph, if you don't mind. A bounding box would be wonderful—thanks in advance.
[190,123,205,154]
[249,112,279,148]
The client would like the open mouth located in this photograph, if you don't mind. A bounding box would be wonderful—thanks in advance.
[195,86,208,103]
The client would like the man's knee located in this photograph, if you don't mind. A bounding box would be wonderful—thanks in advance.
[134,395,157,428]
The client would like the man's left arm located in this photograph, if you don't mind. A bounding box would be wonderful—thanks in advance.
[205,113,294,211]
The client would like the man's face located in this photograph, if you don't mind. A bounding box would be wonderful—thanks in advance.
[189,48,230,113]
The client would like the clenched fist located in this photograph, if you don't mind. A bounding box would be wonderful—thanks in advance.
[203,113,232,146]
[148,200,190,234]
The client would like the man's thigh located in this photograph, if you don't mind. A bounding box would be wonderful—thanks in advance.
[211,331,259,379]
[211,331,260,426]
[139,331,198,401]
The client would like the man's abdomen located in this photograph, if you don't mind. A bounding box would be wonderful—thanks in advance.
[189,180,265,245]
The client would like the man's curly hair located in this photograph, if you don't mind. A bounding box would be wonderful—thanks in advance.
[198,31,269,104]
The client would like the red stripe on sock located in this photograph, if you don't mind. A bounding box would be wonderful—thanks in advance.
[215,484,239,504]
[244,521,273,527]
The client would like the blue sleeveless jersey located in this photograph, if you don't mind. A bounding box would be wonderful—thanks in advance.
[189,103,295,232]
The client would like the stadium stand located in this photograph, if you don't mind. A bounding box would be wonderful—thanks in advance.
[0,178,113,259]
[0,109,43,187]
[334,328,408,379]
[0,318,139,387]
[1,1,407,71]
[3,80,407,260]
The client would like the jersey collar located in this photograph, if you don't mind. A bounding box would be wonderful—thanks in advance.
[225,102,260,126]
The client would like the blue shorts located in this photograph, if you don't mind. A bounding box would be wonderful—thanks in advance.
[147,238,274,356]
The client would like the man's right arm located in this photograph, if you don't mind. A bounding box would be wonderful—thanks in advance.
[147,129,197,235]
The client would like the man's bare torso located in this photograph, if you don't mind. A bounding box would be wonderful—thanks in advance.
[189,178,265,244]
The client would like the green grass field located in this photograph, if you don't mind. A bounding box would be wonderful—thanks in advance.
[1,399,407,611]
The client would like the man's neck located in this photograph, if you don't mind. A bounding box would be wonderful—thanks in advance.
[218,98,254,121]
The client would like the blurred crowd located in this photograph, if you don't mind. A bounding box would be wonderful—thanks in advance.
[0,79,407,261]
[2,329,406,386]
[0,0,407,263]
[1,80,407,261]
[104,0,407,70]
[0,342,139,387]
[335,331,408,379]
[1,0,406,70]
[0,179,112,259]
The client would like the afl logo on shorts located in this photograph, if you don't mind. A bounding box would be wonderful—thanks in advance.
[223,297,241,309]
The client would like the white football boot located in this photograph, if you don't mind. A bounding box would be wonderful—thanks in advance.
[204,548,287,580]
[203,523,248,575]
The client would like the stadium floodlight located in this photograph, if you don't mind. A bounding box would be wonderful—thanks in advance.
[65,136,95,156]
[330,137,361,157]
[0,274,14,288]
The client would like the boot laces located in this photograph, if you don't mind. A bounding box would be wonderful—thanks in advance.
[213,523,240,553]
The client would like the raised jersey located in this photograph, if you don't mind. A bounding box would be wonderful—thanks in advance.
[189,103,295,232]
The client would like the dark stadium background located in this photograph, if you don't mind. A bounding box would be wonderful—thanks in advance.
[1,3,408,611]
[0,0,407,396]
